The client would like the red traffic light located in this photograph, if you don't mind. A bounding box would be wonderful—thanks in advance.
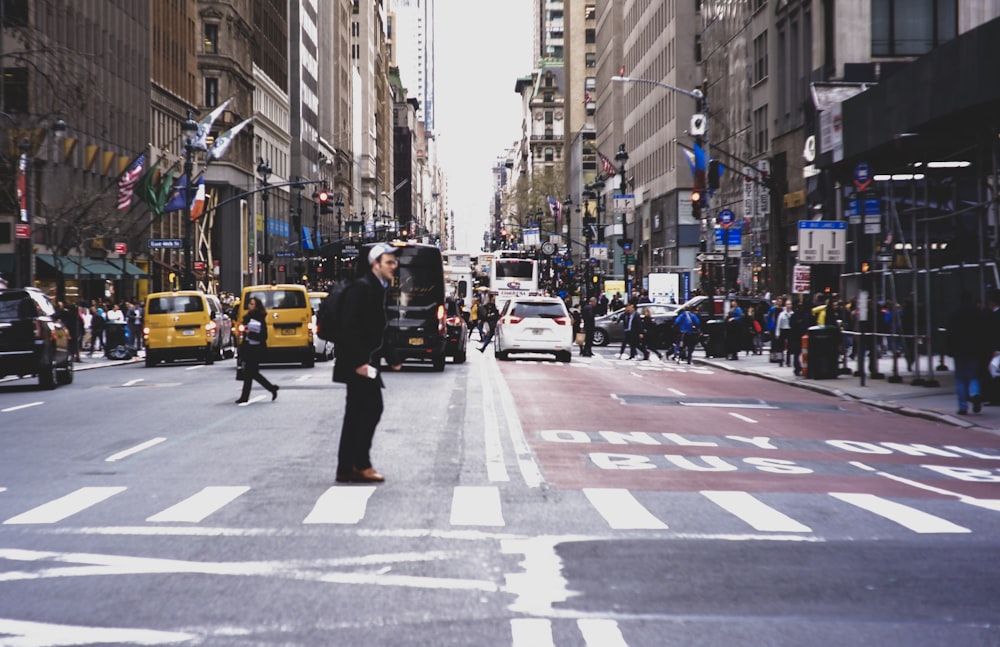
[690,189,702,204]
[318,191,329,203]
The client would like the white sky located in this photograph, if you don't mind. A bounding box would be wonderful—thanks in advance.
[433,0,534,253]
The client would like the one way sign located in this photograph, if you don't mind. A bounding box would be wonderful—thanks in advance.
[696,252,724,263]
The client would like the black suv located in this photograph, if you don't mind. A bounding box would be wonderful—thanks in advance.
[0,287,74,389]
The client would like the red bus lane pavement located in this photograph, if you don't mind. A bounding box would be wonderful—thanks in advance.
[498,358,1000,505]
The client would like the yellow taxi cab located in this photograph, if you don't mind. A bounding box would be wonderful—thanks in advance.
[237,284,315,367]
[143,290,224,367]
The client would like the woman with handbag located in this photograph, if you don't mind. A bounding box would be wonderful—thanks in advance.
[236,296,279,404]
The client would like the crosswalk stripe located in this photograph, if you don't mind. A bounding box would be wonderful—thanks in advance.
[302,486,376,524]
[450,486,504,526]
[830,493,971,534]
[701,490,812,533]
[3,487,127,525]
[510,618,554,647]
[146,486,250,523]
[583,488,669,530]
[578,619,627,647]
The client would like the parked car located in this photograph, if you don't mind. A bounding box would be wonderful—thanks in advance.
[493,295,574,362]
[308,291,334,361]
[444,298,468,364]
[0,287,73,389]
[591,303,681,347]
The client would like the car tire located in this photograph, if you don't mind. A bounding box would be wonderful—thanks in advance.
[38,352,56,390]
[432,354,446,372]
[205,345,215,365]
[145,353,157,368]
[56,358,74,385]
[303,352,315,369]
[497,350,509,361]
[593,329,608,346]
[454,349,467,364]
[557,351,572,363]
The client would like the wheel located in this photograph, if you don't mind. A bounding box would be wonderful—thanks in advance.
[497,350,510,361]
[593,329,608,346]
[205,345,215,365]
[432,354,446,372]
[454,350,467,364]
[37,352,56,390]
[55,358,74,385]
[303,351,315,368]
[145,353,157,368]
[557,351,572,363]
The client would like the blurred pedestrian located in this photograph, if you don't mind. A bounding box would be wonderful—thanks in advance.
[236,296,279,404]
[581,297,596,357]
[946,290,988,415]
[477,296,500,352]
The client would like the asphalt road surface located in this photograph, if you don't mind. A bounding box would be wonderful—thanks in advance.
[0,347,997,646]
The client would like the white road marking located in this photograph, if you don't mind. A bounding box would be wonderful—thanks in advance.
[0,618,195,646]
[667,387,686,396]
[830,492,970,534]
[184,365,203,371]
[1,401,44,413]
[493,363,544,488]
[146,486,250,523]
[237,395,266,406]
[701,491,812,533]
[728,412,758,424]
[105,437,167,462]
[583,488,668,530]
[579,618,628,647]
[121,378,144,387]
[3,487,127,525]
[510,618,554,647]
[450,486,504,527]
[479,360,510,482]
[295,375,310,382]
[302,486,376,524]
[851,462,1000,512]
[680,401,779,409]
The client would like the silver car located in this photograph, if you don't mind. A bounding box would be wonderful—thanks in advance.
[592,303,681,346]
[494,296,574,362]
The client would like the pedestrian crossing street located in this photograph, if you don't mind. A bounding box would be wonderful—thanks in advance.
[0,483,990,538]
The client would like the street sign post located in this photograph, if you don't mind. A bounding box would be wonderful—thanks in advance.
[717,209,735,229]
[797,220,847,263]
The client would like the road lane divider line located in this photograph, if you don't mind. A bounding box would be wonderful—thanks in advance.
[3,487,127,525]
[578,619,628,647]
[184,365,203,371]
[450,486,504,527]
[0,401,43,413]
[728,412,758,424]
[829,492,970,534]
[679,401,779,409]
[492,361,544,488]
[667,388,686,396]
[303,486,376,524]
[583,488,668,530]
[478,360,510,482]
[105,437,167,462]
[122,378,144,387]
[510,618,554,647]
[146,486,250,523]
[701,490,812,533]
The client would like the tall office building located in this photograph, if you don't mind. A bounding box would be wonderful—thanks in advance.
[391,0,435,133]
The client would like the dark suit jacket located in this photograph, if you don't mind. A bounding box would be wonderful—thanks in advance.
[333,272,401,385]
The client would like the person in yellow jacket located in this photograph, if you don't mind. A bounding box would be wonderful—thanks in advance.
[811,293,828,326]
[468,299,481,340]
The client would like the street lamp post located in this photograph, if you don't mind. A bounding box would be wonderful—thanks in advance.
[615,143,634,296]
[256,158,272,284]
[335,194,344,241]
[181,112,200,290]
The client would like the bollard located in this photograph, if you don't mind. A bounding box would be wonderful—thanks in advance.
[800,333,810,378]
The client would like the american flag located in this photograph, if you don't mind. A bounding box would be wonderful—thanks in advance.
[599,152,617,179]
[117,153,146,211]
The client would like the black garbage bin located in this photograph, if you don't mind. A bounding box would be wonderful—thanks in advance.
[704,319,727,358]
[104,322,133,360]
[806,325,840,379]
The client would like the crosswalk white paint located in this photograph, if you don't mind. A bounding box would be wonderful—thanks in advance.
[829,492,971,534]
[583,488,669,530]
[450,486,505,527]
[701,490,812,533]
[146,486,250,523]
[3,487,126,525]
[510,618,554,647]
[578,619,628,647]
[302,486,377,524]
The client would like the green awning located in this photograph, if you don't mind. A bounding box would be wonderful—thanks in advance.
[35,254,87,278]
[76,257,149,279]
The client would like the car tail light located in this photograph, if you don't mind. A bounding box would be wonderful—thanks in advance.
[437,305,446,334]
[504,315,523,325]
[33,320,45,340]
[552,316,569,325]
[446,316,464,326]
[307,321,317,334]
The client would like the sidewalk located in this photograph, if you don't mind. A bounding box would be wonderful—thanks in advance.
[695,349,1000,432]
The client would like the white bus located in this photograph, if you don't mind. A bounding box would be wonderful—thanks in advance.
[490,256,540,307]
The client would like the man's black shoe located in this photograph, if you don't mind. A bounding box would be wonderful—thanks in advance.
[972,394,982,413]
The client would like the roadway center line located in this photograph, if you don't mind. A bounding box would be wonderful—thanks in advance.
[1,401,43,413]
[728,412,758,424]
[105,438,167,462]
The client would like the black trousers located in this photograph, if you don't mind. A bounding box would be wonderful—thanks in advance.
[338,375,384,473]
[239,353,275,400]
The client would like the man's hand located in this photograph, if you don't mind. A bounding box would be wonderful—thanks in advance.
[389,364,402,371]
[355,364,371,378]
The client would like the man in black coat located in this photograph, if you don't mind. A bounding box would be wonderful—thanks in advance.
[581,297,596,357]
[333,243,402,483]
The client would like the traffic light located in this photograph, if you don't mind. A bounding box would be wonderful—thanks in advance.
[861,261,870,273]
[318,190,333,215]
[708,159,721,190]
[691,190,703,218]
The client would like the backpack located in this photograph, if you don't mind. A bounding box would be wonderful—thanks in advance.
[315,278,353,344]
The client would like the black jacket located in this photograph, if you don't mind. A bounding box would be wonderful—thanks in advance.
[240,309,269,359]
[333,272,401,384]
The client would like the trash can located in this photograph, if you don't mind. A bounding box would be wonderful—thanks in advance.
[704,319,727,358]
[806,325,840,379]
[104,322,133,360]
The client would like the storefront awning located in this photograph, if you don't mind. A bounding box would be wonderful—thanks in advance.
[35,254,87,278]
[76,257,149,279]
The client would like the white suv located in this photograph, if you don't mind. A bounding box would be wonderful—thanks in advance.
[494,296,573,363]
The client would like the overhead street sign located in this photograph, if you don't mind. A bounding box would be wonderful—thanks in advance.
[148,238,184,249]
[797,220,846,264]
[696,252,724,263]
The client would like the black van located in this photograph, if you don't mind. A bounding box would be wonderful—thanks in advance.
[358,242,448,371]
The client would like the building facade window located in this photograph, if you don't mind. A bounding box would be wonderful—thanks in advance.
[585,52,596,67]
[205,77,219,107]
[544,147,554,162]
[753,31,768,84]
[753,105,769,155]
[204,23,218,53]
[872,0,957,57]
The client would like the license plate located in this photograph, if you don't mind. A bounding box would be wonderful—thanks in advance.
[531,328,545,335]
[282,327,297,335]
[408,337,424,346]
[182,329,195,336]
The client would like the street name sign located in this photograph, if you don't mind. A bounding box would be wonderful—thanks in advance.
[797,220,846,264]
[148,238,183,249]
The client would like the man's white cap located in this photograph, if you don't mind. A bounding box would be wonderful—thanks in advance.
[368,243,397,265]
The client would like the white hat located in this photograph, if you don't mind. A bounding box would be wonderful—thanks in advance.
[368,243,397,265]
